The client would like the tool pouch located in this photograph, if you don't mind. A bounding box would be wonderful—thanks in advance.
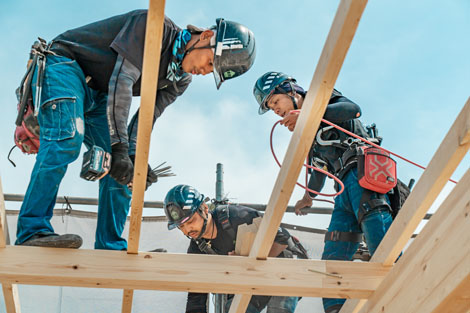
[14,93,40,154]
[357,146,397,194]
[14,38,51,154]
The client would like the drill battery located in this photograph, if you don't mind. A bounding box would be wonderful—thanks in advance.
[80,145,111,181]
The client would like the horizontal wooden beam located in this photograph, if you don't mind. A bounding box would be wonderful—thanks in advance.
[0,246,390,298]
[356,168,470,313]
[340,97,470,313]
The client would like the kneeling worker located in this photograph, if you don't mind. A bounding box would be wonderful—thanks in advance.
[164,184,304,313]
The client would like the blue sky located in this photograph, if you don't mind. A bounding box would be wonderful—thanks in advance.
[0,0,469,230]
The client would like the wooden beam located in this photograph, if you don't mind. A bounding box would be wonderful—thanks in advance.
[339,98,470,313]
[127,0,166,255]
[123,0,166,311]
[229,0,368,311]
[430,275,470,313]
[356,167,470,313]
[0,246,390,298]
[2,284,21,313]
[0,176,21,313]
[0,177,8,248]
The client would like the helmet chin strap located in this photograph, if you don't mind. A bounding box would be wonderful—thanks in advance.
[274,81,299,110]
[195,209,209,240]
[288,81,299,110]
[183,30,217,59]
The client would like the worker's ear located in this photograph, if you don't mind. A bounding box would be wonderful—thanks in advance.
[200,29,214,42]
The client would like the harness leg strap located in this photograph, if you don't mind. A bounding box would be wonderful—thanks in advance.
[358,190,392,225]
[324,230,363,243]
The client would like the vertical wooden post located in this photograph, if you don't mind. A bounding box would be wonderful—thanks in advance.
[122,0,166,312]
[0,177,21,313]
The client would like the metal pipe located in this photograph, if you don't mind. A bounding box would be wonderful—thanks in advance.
[2,194,432,220]
[216,163,224,202]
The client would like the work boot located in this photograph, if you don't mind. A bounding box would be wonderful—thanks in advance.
[148,248,167,253]
[20,232,83,249]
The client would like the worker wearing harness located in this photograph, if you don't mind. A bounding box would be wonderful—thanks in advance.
[253,72,394,313]
[164,184,304,313]
[15,11,256,250]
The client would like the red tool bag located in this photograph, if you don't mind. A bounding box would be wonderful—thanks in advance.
[357,146,397,194]
[14,94,40,154]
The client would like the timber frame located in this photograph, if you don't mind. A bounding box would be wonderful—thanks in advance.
[1,0,469,312]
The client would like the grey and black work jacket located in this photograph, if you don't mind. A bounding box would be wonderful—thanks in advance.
[51,10,192,153]
[185,205,291,313]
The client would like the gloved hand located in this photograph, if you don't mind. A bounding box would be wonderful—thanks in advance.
[129,155,158,191]
[109,143,134,185]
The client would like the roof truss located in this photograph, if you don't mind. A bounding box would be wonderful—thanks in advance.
[1,0,469,312]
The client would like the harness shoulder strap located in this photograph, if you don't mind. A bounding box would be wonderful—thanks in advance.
[217,205,236,241]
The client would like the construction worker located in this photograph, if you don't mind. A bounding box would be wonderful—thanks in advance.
[164,184,303,313]
[253,72,394,313]
[15,10,256,250]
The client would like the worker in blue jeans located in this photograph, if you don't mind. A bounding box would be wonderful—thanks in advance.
[253,72,393,313]
[15,11,256,250]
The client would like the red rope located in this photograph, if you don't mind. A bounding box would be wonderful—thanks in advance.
[270,120,344,201]
[270,110,458,202]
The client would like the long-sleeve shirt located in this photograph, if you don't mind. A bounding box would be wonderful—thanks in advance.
[52,11,192,153]
[185,205,291,313]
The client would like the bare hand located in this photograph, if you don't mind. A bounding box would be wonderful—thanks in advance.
[280,112,299,132]
[228,250,238,256]
[294,195,312,216]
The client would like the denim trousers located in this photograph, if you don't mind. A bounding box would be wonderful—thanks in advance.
[15,55,131,250]
[321,168,393,312]
[225,295,299,313]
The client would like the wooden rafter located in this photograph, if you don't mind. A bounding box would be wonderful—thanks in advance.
[0,246,389,298]
[229,0,368,311]
[356,167,470,313]
[339,97,470,313]
[1,177,21,313]
[122,0,166,311]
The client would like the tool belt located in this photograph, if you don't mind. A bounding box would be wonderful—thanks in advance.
[14,38,57,155]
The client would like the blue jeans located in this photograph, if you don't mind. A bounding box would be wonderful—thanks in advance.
[15,55,131,250]
[321,168,393,312]
[225,295,299,313]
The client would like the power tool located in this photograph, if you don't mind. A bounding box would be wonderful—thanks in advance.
[80,145,111,181]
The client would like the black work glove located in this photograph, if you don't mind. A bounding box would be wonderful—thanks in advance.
[109,143,134,185]
[129,155,158,191]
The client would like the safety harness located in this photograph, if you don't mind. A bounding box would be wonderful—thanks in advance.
[316,122,409,244]
[194,204,309,259]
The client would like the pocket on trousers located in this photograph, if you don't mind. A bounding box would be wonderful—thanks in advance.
[40,97,78,141]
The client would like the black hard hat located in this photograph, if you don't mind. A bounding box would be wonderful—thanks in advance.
[212,18,256,89]
[164,185,205,230]
[253,71,297,114]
